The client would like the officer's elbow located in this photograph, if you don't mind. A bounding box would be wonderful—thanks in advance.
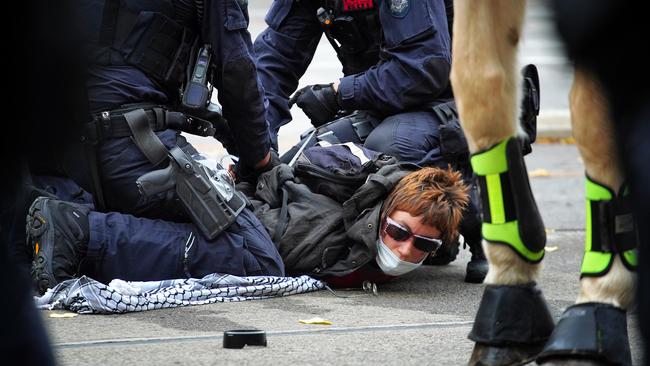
[421,56,452,93]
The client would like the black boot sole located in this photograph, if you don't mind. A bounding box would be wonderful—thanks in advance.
[27,197,59,294]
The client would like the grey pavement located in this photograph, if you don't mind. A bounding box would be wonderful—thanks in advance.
[40,2,643,365]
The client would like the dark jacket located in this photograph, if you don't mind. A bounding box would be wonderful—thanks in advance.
[245,162,415,278]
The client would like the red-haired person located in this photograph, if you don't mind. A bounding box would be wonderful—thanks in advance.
[248,161,470,288]
[324,167,469,287]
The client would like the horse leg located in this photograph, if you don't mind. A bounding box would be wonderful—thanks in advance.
[451,1,554,364]
[536,70,637,366]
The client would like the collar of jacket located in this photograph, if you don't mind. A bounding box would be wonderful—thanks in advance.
[342,163,419,223]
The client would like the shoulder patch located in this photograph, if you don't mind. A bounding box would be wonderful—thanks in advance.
[389,0,409,18]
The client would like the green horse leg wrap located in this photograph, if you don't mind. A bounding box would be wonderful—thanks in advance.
[471,137,546,262]
[581,176,638,277]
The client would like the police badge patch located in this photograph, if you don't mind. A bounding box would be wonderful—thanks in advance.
[389,0,409,18]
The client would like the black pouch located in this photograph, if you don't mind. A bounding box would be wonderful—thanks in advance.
[432,101,470,165]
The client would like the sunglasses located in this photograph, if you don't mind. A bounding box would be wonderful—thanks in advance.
[382,217,443,253]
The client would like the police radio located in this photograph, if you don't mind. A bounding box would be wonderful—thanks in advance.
[181,44,212,112]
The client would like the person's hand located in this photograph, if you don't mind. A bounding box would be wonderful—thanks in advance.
[288,83,340,127]
[231,149,280,184]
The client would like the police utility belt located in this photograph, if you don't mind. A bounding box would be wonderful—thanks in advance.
[83,103,247,240]
[83,103,216,145]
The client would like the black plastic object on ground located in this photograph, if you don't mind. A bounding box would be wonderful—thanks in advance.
[223,330,267,349]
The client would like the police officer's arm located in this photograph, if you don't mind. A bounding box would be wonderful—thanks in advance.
[253,0,323,134]
[203,0,270,169]
[336,0,452,114]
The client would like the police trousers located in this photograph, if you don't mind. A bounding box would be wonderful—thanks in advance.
[32,176,285,283]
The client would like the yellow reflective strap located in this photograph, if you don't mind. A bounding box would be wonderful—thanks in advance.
[470,138,510,176]
[581,251,613,275]
[623,250,637,268]
[581,176,615,275]
[483,220,545,262]
[486,174,505,224]
[585,177,613,201]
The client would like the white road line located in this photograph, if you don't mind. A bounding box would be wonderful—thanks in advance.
[54,320,474,349]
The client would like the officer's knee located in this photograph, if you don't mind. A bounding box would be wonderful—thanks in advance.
[366,112,440,163]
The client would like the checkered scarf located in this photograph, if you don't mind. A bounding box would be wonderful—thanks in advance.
[34,274,324,314]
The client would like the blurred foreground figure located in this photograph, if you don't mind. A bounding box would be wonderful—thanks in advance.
[1,0,83,364]
[552,1,650,363]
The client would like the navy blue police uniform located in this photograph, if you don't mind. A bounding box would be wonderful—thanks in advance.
[254,0,489,281]
[27,0,285,282]
[31,174,284,283]
[68,0,271,217]
[254,0,453,165]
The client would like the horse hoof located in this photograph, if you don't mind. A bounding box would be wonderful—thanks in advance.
[469,343,544,366]
[537,359,610,366]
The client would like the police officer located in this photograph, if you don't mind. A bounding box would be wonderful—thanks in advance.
[25,0,286,294]
[253,0,488,283]
[66,0,277,218]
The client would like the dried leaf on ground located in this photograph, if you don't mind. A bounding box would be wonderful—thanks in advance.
[49,312,78,318]
[529,169,551,177]
[299,317,332,325]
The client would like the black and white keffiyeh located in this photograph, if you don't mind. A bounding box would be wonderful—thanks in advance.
[35,274,325,314]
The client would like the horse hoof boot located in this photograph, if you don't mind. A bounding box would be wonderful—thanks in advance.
[537,359,611,366]
[469,284,555,365]
[536,303,632,366]
[469,343,544,366]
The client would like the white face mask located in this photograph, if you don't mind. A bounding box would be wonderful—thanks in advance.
[375,236,425,276]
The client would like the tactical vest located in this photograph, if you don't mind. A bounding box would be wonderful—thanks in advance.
[320,0,381,76]
[79,0,198,94]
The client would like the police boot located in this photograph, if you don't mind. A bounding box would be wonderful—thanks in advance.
[461,183,488,283]
[465,239,488,284]
[422,237,460,266]
[27,197,90,294]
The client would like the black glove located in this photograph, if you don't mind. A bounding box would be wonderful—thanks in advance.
[289,83,340,128]
[233,149,280,184]
[519,64,539,156]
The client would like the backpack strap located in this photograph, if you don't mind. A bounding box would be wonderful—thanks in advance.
[430,101,470,167]
[341,142,370,164]
[273,187,290,243]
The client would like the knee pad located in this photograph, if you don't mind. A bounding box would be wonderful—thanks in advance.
[581,177,638,277]
[470,137,546,262]
[432,101,470,165]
